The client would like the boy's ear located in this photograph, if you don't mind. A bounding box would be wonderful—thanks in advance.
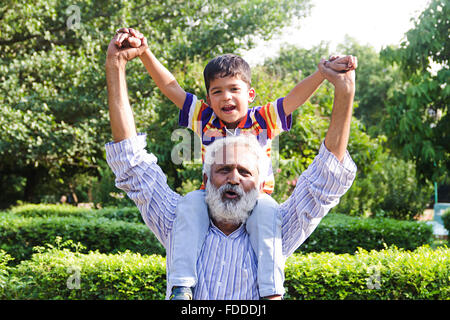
[206,94,211,106]
[248,88,256,103]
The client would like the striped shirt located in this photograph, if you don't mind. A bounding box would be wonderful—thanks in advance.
[105,134,356,300]
[178,92,292,194]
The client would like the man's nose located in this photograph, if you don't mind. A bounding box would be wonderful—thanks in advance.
[227,169,240,185]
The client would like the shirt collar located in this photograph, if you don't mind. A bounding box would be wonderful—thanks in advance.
[209,219,246,239]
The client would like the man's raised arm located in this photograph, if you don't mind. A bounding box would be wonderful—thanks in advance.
[319,56,358,161]
[105,32,147,142]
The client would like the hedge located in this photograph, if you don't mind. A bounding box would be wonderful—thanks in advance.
[297,213,433,254]
[0,205,433,261]
[8,204,142,223]
[0,250,13,298]
[0,212,165,262]
[3,249,166,300]
[2,245,448,300]
[443,209,450,240]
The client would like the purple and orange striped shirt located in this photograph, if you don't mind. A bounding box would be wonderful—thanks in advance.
[178,92,292,194]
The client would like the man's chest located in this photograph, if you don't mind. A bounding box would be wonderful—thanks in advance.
[193,229,260,300]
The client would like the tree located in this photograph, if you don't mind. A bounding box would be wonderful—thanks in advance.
[336,36,399,135]
[380,0,449,184]
[0,0,312,207]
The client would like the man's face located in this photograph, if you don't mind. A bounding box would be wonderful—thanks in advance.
[206,76,255,129]
[204,144,261,225]
[207,144,260,195]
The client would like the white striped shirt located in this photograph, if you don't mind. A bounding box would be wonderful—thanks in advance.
[105,134,356,300]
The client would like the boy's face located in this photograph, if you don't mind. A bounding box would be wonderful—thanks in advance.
[206,76,255,129]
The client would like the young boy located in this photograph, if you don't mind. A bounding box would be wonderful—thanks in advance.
[114,28,355,299]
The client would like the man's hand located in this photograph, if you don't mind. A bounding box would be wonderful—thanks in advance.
[318,56,357,92]
[106,28,148,67]
[326,55,357,73]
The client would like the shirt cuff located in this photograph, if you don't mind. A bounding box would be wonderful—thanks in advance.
[105,133,158,174]
[312,141,357,187]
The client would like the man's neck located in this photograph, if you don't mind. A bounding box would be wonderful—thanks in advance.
[212,219,241,236]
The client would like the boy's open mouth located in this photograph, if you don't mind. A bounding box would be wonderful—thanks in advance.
[222,105,236,113]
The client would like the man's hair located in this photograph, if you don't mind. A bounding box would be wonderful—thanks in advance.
[203,135,269,185]
[203,54,252,93]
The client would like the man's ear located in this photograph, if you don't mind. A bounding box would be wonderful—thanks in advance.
[248,88,256,103]
[203,173,208,186]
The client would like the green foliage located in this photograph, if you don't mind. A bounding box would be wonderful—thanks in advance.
[2,245,448,300]
[5,248,166,300]
[336,36,399,134]
[443,209,450,239]
[0,0,311,206]
[8,203,141,223]
[336,155,434,219]
[285,245,450,300]
[0,211,164,262]
[297,213,432,254]
[1,205,432,263]
[380,0,449,183]
[0,250,14,298]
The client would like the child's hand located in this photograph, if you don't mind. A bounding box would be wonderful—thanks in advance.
[114,27,146,49]
[325,55,358,73]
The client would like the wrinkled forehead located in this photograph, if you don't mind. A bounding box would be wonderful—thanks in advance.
[210,143,258,170]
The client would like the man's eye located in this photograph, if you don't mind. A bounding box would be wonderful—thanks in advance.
[239,169,251,176]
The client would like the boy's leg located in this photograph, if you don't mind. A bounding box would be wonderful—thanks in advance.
[246,193,285,298]
[169,190,209,293]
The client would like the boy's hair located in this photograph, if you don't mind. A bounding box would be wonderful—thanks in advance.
[203,54,251,94]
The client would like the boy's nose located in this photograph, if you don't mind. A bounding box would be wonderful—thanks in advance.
[223,90,232,100]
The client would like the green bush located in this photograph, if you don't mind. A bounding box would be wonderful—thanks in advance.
[0,250,13,298]
[0,212,164,262]
[335,156,433,219]
[8,204,142,223]
[297,213,433,254]
[285,245,450,300]
[443,209,450,239]
[1,206,432,261]
[3,245,448,300]
[4,249,166,300]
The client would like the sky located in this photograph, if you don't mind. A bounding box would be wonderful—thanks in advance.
[242,0,431,66]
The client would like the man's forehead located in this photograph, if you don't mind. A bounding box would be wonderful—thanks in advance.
[211,144,257,166]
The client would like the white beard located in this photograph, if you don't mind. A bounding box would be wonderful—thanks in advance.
[205,180,259,225]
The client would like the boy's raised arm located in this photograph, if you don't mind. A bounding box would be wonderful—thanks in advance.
[115,28,186,110]
[140,49,186,109]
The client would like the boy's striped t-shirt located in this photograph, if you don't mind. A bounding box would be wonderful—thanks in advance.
[178,92,292,194]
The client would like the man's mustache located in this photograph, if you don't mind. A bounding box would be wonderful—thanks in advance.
[219,183,244,199]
